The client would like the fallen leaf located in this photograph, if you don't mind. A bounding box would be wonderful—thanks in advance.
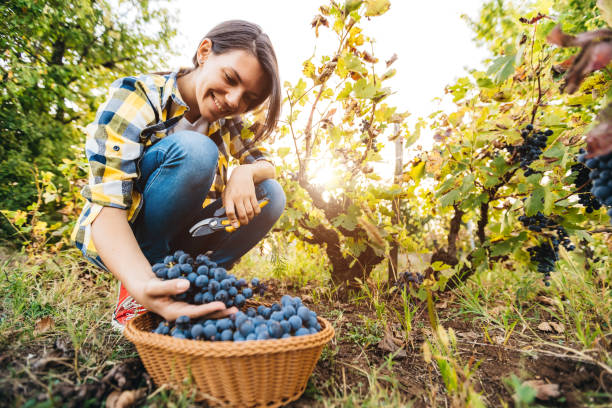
[106,388,146,408]
[457,331,479,340]
[535,296,555,306]
[493,335,505,345]
[436,301,448,309]
[538,321,553,332]
[377,326,407,358]
[523,380,561,400]
[550,322,565,334]
[34,317,55,335]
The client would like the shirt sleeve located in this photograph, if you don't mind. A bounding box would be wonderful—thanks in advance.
[81,76,157,210]
[226,116,274,166]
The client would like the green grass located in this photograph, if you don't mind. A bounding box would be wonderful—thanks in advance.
[0,239,610,407]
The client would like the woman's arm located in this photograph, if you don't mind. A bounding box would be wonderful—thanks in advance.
[91,207,236,321]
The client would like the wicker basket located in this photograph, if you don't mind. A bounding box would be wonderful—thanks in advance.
[124,306,334,408]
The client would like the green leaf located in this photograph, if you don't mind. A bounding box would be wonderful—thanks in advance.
[440,189,460,207]
[277,147,291,158]
[460,174,475,193]
[344,0,363,14]
[543,142,564,159]
[525,186,544,216]
[337,82,353,100]
[543,185,554,215]
[353,78,377,99]
[344,53,367,74]
[476,77,494,88]
[487,54,516,84]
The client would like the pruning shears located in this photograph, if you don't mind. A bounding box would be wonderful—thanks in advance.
[189,198,269,237]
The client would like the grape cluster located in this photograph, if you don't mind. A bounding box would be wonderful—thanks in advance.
[151,250,265,308]
[518,212,575,251]
[505,124,552,176]
[578,150,612,219]
[570,159,602,213]
[519,212,575,285]
[396,271,424,289]
[527,241,558,285]
[152,295,322,341]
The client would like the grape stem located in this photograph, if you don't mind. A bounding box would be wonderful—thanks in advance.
[554,179,592,203]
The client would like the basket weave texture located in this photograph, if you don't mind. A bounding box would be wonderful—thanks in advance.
[124,307,334,408]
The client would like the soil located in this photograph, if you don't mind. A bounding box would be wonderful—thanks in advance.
[0,278,609,407]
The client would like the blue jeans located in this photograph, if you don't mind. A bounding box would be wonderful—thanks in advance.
[130,131,285,269]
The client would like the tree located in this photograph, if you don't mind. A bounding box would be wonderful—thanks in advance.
[0,0,175,241]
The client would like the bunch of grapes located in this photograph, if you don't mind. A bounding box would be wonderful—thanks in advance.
[151,250,265,308]
[518,212,575,251]
[152,295,322,341]
[519,212,575,285]
[505,124,552,176]
[570,159,602,213]
[579,150,612,220]
[396,271,424,289]
[527,240,558,285]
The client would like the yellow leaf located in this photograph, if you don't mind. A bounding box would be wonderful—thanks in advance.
[365,0,390,16]
[302,60,316,79]
[348,26,364,47]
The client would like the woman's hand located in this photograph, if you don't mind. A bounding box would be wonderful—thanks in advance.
[223,165,260,228]
[132,276,238,321]
[91,207,237,322]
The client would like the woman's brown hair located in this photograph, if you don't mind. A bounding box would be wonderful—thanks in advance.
[178,20,281,142]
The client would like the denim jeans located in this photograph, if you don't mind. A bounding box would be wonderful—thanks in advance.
[130,130,285,269]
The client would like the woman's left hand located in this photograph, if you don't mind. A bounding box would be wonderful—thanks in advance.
[223,165,260,228]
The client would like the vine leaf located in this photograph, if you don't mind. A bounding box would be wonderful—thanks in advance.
[365,0,391,17]
[487,54,516,84]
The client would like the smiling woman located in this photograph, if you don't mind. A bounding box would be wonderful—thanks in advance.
[71,20,286,329]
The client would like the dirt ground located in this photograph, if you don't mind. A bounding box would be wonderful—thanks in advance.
[0,278,609,407]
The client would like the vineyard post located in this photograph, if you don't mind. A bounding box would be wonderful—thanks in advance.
[389,123,402,283]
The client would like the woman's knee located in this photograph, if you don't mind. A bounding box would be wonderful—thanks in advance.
[165,131,219,182]
[257,178,285,219]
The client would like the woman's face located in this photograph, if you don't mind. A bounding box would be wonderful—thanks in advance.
[191,39,268,122]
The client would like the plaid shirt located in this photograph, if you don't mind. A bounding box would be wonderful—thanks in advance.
[71,72,272,261]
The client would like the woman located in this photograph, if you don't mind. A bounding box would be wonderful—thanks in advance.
[71,20,285,329]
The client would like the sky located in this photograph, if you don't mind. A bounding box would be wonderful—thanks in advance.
[166,0,490,121]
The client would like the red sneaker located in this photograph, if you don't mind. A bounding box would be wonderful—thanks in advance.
[111,282,147,331]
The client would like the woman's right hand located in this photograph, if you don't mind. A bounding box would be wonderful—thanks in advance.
[91,207,238,322]
[132,276,238,322]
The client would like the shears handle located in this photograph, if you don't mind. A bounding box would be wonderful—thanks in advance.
[222,199,269,232]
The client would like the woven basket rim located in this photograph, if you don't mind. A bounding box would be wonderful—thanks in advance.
[124,308,335,357]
